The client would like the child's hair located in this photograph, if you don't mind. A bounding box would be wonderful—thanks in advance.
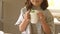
[25,0,48,10]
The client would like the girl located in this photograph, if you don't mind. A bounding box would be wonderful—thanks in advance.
[15,0,54,34]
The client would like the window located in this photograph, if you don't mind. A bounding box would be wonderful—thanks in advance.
[48,0,60,9]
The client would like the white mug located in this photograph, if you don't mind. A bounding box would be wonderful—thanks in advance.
[30,10,39,24]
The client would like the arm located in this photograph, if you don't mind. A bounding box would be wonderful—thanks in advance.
[19,18,29,32]
[40,18,51,34]
[19,11,30,32]
[38,12,51,34]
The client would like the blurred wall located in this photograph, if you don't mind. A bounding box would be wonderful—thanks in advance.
[2,0,25,34]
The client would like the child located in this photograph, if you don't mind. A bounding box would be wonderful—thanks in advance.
[15,0,54,34]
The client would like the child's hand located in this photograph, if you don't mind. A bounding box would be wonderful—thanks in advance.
[24,10,30,21]
[37,12,45,21]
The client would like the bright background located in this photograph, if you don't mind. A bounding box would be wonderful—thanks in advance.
[48,0,60,9]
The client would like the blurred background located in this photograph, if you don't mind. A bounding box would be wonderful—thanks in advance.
[0,0,60,34]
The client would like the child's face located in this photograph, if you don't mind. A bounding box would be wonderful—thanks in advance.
[30,0,43,7]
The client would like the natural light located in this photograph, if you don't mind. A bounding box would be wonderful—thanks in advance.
[48,0,60,23]
[48,0,60,9]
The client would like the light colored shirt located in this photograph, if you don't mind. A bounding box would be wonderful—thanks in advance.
[15,7,55,34]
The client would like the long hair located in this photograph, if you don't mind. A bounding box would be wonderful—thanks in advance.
[25,0,48,10]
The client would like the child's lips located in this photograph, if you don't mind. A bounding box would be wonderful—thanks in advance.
[35,1,39,3]
[35,0,39,2]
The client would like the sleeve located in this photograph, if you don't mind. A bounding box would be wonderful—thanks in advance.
[15,9,24,25]
[46,11,55,34]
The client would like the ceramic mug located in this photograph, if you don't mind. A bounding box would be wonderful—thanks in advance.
[30,9,39,24]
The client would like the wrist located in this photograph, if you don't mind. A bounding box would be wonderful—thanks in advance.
[24,18,30,22]
[40,19,46,24]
